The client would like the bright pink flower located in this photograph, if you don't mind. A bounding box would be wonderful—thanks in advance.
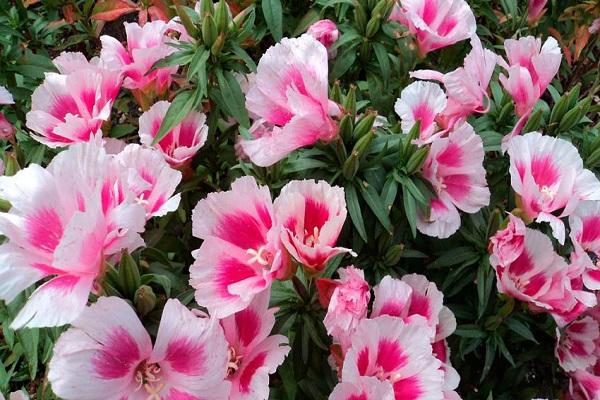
[322,266,370,346]
[556,317,600,372]
[139,100,209,167]
[507,132,600,244]
[241,35,340,167]
[100,21,177,96]
[0,85,14,104]
[190,176,290,318]
[489,214,526,267]
[220,290,290,399]
[528,0,548,23]
[48,297,230,400]
[393,0,476,56]
[570,202,600,291]
[0,140,147,329]
[394,81,447,144]
[307,19,339,57]
[491,227,596,327]
[113,144,183,218]
[411,35,497,130]
[417,123,490,238]
[372,275,445,337]
[570,369,600,400]
[341,316,445,399]
[0,112,15,140]
[26,52,121,148]
[329,376,395,400]
[499,36,561,120]
[274,180,353,272]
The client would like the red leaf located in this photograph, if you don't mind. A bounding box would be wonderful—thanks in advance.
[92,0,139,22]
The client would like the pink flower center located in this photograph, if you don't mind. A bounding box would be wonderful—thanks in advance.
[135,361,164,399]
[246,245,274,267]
[304,226,321,247]
[539,185,556,201]
[227,346,243,376]
[374,366,403,384]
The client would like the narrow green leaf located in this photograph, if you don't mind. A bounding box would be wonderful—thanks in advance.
[402,184,417,238]
[346,184,368,242]
[359,181,393,233]
[261,0,283,41]
[215,69,251,128]
[152,90,201,145]
[505,318,538,343]
[372,42,390,85]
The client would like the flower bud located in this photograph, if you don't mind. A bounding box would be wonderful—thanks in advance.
[134,285,157,317]
[307,19,339,56]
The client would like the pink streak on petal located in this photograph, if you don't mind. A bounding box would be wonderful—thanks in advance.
[92,327,141,379]
[26,209,64,253]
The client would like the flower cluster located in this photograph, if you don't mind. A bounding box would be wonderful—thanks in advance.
[319,268,459,399]
[2,0,599,397]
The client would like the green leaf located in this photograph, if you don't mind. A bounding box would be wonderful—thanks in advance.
[152,89,202,145]
[141,273,172,297]
[454,324,487,338]
[17,328,39,380]
[187,48,210,83]
[278,358,297,400]
[346,184,368,242]
[359,181,393,233]
[505,318,538,343]
[428,247,481,269]
[372,42,390,85]
[402,184,417,238]
[215,69,251,128]
[480,337,497,382]
[262,0,283,41]
[330,49,357,81]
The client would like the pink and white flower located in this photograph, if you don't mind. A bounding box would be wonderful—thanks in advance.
[307,19,339,57]
[0,85,14,104]
[48,296,230,400]
[491,227,596,327]
[0,140,147,329]
[138,100,209,167]
[113,144,183,218]
[372,275,439,334]
[321,266,370,346]
[570,202,600,291]
[411,35,497,130]
[499,36,561,144]
[489,214,526,267]
[329,376,395,400]
[394,81,447,144]
[26,52,121,147]
[556,317,600,373]
[528,0,548,24]
[100,21,177,100]
[341,316,445,399]
[274,180,353,272]
[569,369,600,400]
[507,132,600,244]
[0,391,28,400]
[220,290,290,399]
[392,0,476,56]
[417,123,490,239]
[190,176,290,318]
[241,34,340,167]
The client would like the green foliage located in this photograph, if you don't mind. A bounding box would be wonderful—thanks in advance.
[1,0,600,399]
